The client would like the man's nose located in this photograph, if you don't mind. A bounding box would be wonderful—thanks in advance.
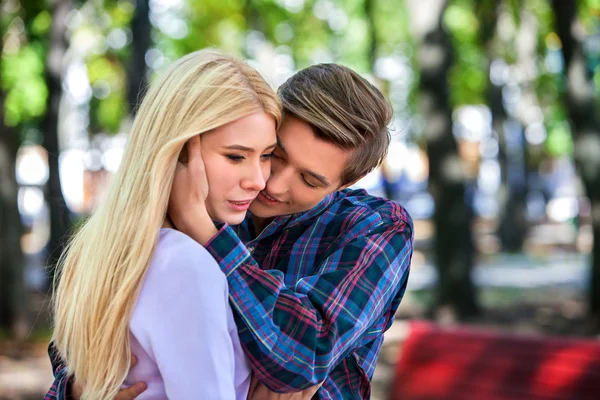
[265,166,293,196]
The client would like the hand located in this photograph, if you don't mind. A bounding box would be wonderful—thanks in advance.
[168,135,217,245]
[115,381,148,400]
[247,375,321,400]
[71,356,147,400]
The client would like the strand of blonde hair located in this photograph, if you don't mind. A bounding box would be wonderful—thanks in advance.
[52,50,280,399]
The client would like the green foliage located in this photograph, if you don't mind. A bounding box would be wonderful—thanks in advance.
[157,0,247,59]
[262,0,331,68]
[108,0,135,27]
[1,3,53,135]
[523,0,554,58]
[445,3,480,43]
[1,43,47,126]
[507,0,521,26]
[30,10,51,36]
[377,0,413,56]
[545,119,573,156]
[75,1,134,133]
[1,0,597,148]
[445,0,487,106]
[96,91,125,133]
[87,54,126,133]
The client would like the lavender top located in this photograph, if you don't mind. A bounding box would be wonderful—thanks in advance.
[124,228,251,399]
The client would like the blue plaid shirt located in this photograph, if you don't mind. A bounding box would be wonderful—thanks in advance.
[45,188,413,399]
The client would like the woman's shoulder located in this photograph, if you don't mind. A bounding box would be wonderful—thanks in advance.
[146,228,226,289]
[130,229,231,358]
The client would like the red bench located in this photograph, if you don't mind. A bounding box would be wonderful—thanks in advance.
[389,321,600,400]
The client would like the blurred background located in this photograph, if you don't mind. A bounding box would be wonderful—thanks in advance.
[1,0,599,398]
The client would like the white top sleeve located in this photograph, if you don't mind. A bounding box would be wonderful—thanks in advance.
[132,230,237,399]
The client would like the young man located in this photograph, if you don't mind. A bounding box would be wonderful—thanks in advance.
[46,64,413,399]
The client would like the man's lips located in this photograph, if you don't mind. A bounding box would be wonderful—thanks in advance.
[258,191,283,205]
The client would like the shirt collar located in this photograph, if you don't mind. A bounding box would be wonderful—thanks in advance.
[271,188,349,231]
[241,189,354,241]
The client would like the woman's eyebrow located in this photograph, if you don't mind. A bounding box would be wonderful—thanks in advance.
[221,145,254,152]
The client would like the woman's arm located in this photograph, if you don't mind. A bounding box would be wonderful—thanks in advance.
[138,233,239,399]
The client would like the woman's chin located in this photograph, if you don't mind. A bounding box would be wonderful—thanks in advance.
[218,212,247,226]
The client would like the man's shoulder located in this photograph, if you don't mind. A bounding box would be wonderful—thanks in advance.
[324,189,413,235]
[330,188,413,229]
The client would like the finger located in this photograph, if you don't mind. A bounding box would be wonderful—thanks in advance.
[188,144,206,179]
[114,382,147,400]
[72,380,84,398]
[187,135,202,161]
[130,354,138,368]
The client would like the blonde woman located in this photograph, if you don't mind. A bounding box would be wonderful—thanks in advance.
[51,50,280,399]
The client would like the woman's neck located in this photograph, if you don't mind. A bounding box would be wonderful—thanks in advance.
[162,216,175,229]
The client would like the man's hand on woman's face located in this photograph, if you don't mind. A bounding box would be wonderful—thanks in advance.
[71,355,147,400]
[168,135,218,245]
[169,135,210,225]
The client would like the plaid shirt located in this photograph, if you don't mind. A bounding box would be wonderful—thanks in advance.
[44,188,413,399]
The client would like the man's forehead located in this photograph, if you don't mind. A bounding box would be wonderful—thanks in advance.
[276,131,348,185]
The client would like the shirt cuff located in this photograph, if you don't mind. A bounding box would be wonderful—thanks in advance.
[64,376,73,400]
[205,224,252,276]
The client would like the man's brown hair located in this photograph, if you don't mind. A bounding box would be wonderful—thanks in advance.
[278,63,393,186]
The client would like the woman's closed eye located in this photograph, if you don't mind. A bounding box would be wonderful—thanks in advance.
[225,154,245,162]
[261,152,274,161]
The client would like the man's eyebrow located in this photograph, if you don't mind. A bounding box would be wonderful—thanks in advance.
[303,170,331,186]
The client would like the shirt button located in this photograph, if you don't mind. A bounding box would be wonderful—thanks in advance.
[247,246,255,253]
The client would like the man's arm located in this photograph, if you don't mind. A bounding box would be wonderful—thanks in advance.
[44,343,146,400]
[205,219,413,392]
[44,342,72,400]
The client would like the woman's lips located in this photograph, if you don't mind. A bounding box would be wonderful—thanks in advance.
[228,200,253,211]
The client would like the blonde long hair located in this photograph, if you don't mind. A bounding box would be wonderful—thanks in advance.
[52,50,281,399]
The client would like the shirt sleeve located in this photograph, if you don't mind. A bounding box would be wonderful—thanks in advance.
[43,342,72,400]
[136,239,237,399]
[205,218,413,392]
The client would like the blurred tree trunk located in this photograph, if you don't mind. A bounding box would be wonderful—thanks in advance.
[364,0,395,200]
[476,0,528,252]
[551,0,600,332]
[43,0,72,282]
[243,0,262,58]
[407,0,479,320]
[364,0,377,69]
[497,119,528,251]
[127,0,151,116]
[244,0,261,32]
[0,24,28,338]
